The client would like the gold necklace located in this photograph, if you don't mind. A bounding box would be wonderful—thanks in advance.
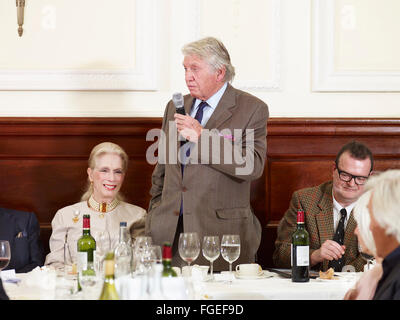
[87,195,120,218]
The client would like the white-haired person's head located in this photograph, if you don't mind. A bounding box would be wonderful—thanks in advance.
[182,37,235,83]
[353,190,377,257]
[364,169,400,244]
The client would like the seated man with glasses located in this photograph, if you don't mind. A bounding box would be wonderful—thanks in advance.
[273,140,373,272]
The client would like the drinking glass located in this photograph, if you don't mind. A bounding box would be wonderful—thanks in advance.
[64,240,78,278]
[178,232,200,266]
[150,245,162,264]
[132,236,152,275]
[94,230,110,275]
[221,234,240,273]
[358,244,375,271]
[79,263,102,300]
[202,236,220,277]
[0,240,11,271]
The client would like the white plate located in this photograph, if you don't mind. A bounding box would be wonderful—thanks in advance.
[315,276,341,282]
[234,270,273,280]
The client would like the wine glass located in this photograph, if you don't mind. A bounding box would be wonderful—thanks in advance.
[202,236,220,278]
[94,230,111,275]
[0,240,11,271]
[132,236,152,276]
[178,232,200,266]
[221,234,240,274]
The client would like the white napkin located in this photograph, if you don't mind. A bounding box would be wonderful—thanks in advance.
[24,266,57,289]
[20,266,57,299]
[0,269,21,284]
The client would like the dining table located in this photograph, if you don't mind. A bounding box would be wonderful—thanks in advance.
[1,266,360,300]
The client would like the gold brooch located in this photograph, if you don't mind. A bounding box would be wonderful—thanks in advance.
[72,210,80,223]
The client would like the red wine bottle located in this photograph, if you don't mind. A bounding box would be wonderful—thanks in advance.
[291,209,310,282]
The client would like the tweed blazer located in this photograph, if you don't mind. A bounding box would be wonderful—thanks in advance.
[146,83,269,271]
[273,181,365,272]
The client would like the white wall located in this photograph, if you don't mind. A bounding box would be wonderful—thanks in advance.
[0,0,399,117]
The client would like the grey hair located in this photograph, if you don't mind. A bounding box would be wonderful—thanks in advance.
[363,169,400,243]
[81,142,128,202]
[353,190,376,256]
[182,37,235,83]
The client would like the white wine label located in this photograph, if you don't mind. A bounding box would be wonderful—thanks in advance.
[296,246,309,266]
[77,251,87,271]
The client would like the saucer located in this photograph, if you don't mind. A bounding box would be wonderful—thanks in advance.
[234,270,273,280]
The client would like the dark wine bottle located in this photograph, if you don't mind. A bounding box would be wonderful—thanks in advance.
[162,242,177,277]
[77,214,96,290]
[291,209,310,282]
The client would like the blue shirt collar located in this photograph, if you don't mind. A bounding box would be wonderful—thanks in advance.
[193,82,228,110]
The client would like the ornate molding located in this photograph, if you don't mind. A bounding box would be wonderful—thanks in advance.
[1,0,158,91]
[312,0,400,92]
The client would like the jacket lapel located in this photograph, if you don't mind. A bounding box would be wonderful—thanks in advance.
[344,210,357,248]
[204,83,236,130]
[316,186,335,271]
[316,185,334,246]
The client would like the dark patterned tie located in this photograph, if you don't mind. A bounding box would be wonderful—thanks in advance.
[179,101,208,215]
[328,208,347,271]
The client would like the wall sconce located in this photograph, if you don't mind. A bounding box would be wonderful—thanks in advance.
[16,0,25,37]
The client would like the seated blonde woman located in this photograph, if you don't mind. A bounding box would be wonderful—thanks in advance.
[343,189,383,300]
[45,142,146,269]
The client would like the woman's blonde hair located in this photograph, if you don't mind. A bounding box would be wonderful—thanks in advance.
[81,142,128,202]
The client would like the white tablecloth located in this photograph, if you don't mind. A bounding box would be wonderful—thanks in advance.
[194,271,359,300]
[2,269,359,300]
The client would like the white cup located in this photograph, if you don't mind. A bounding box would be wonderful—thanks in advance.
[172,267,181,276]
[191,265,209,281]
[235,263,260,276]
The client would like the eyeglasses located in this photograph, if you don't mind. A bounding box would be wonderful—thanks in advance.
[336,166,369,185]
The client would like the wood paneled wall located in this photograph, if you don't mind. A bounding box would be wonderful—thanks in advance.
[1,117,400,267]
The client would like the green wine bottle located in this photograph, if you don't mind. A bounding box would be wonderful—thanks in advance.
[291,209,310,282]
[99,252,119,300]
[77,214,96,290]
[162,242,177,277]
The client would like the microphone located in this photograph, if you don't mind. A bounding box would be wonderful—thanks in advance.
[172,92,186,115]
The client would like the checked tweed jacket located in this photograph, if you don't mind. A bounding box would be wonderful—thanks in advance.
[273,181,365,272]
[146,83,269,271]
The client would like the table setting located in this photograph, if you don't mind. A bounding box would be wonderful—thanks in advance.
[1,233,361,300]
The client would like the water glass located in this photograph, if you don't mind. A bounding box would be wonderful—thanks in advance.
[79,263,102,300]
[221,234,240,273]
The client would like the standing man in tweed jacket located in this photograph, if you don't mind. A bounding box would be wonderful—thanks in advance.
[146,37,269,270]
[273,141,373,272]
